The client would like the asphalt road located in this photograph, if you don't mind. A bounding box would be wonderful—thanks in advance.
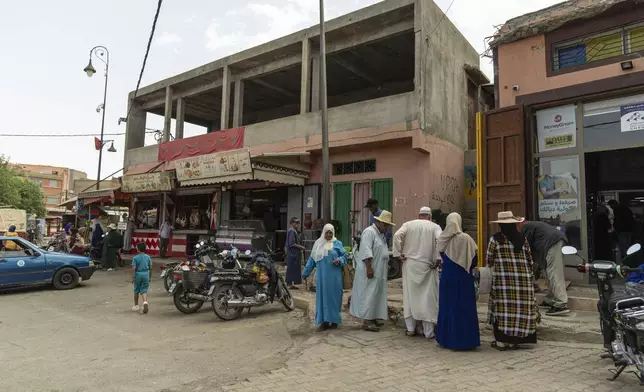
[0,266,309,392]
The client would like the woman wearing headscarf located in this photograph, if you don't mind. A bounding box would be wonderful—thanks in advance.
[435,213,480,350]
[486,211,540,351]
[302,223,347,332]
[3,225,21,251]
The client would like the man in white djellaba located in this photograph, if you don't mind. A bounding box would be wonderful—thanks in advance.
[393,206,442,339]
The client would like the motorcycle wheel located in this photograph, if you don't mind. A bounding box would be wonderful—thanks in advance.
[388,257,402,280]
[173,289,204,314]
[278,275,295,311]
[212,284,244,321]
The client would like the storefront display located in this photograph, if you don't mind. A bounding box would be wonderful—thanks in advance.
[135,199,160,229]
[216,220,268,252]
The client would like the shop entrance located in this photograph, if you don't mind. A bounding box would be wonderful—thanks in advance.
[585,146,644,264]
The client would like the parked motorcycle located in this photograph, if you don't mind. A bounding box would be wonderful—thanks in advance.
[211,250,295,321]
[160,240,220,291]
[562,243,644,383]
[169,243,243,314]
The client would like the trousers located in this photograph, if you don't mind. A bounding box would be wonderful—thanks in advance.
[405,316,435,339]
[544,240,568,307]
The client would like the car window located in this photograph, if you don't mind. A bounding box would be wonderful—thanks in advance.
[0,239,30,256]
[0,250,30,258]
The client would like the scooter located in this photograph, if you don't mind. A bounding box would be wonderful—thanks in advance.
[563,243,644,383]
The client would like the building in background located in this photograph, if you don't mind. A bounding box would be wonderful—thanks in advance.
[121,0,485,257]
[481,0,644,280]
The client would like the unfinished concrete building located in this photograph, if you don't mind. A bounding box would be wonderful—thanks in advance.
[122,0,484,253]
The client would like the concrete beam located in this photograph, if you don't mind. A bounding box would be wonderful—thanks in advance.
[329,55,378,85]
[233,80,244,127]
[141,80,223,110]
[300,39,311,114]
[163,86,172,143]
[324,19,414,55]
[128,0,414,99]
[220,65,231,130]
[249,78,297,98]
[175,97,185,139]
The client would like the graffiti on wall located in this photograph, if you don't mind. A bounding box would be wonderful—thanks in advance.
[431,174,459,208]
[464,165,477,201]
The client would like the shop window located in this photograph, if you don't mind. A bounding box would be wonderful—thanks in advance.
[583,93,644,149]
[175,194,212,231]
[135,199,159,229]
[537,156,582,249]
[332,160,376,176]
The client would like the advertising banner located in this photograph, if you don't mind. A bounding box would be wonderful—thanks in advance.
[536,104,577,151]
[175,149,252,182]
[620,102,644,133]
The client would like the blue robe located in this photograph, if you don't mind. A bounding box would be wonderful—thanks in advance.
[436,253,480,350]
[302,240,346,325]
[285,227,302,285]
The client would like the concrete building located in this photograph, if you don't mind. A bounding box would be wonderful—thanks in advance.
[482,0,644,274]
[122,0,485,256]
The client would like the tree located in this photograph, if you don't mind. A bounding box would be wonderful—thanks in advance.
[0,155,46,217]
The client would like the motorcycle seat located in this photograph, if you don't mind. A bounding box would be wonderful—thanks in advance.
[609,285,644,311]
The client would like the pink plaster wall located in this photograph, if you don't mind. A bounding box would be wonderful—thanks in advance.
[497,35,644,107]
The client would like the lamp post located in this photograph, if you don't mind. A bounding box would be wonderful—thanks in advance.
[319,0,331,223]
[83,46,110,190]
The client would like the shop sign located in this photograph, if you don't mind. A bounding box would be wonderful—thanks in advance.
[122,172,174,193]
[536,104,577,151]
[620,103,644,133]
[175,149,252,182]
[537,172,580,221]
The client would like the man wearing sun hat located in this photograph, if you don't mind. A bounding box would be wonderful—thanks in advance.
[350,210,395,332]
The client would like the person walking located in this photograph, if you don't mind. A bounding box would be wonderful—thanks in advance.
[392,206,442,339]
[131,242,152,314]
[435,213,480,350]
[285,217,306,289]
[102,223,123,271]
[159,217,173,259]
[350,210,395,332]
[520,220,569,315]
[486,211,540,351]
[302,223,347,331]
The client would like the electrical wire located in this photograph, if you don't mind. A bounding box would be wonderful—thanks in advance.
[125,0,164,121]
[0,130,161,138]
[426,0,458,42]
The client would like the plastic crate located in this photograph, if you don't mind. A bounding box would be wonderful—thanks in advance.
[182,270,210,290]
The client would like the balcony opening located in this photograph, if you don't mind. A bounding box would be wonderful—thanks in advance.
[241,64,302,126]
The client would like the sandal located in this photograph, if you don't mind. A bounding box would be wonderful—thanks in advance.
[406,331,416,337]
[362,324,380,332]
[491,341,509,351]
[373,320,384,327]
[317,323,330,332]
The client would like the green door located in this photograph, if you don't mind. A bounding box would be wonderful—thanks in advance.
[333,183,352,245]
[371,179,393,212]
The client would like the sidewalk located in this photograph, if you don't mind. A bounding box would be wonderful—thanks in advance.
[291,279,602,344]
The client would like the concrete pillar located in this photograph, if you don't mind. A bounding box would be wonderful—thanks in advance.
[124,99,147,151]
[220,65,231,130]
[163,86,173,143]
[175,97,185,140]
[311,52,320,111]
[300,39,311,114]
[232,79,244,127]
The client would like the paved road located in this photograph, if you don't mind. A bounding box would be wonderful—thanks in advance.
[220,328,643,392]
[0,267,308,392]
[2,267,643,392]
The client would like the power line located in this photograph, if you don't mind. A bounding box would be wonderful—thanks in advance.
[125,0,164,121]
[1,129,161,138]
[427,0,457,42]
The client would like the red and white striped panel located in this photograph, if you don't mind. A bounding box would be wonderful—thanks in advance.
[131,230,188,257]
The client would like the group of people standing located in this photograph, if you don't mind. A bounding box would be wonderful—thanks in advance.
[288,201,573,352]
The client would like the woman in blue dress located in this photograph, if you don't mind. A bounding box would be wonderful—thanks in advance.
[302,223,347,332]
[435,212,480,350]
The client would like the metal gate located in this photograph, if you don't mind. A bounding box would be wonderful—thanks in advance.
[332,183,352,245]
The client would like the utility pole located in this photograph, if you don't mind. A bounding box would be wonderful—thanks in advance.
[319,0,331,223]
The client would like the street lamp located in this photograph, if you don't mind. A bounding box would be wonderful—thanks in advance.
[83,45,110,190]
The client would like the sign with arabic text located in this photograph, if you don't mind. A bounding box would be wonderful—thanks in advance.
[122,172,174,193]
[620,103,644,133]
[175,149,252,181]
[158,127,245,162]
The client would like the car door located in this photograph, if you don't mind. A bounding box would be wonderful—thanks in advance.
[0,240,48,286]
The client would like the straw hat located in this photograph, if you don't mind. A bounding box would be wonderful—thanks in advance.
[490,211,525,224]
[374,210,395,226]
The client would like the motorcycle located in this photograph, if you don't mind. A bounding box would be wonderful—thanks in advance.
[46,232,68,252]
[211,250,295,321]
[562,242,644,383]
[169,243,242,314]
[160,240,221,292]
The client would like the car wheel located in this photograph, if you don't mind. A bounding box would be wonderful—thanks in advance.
[53,268,80,290]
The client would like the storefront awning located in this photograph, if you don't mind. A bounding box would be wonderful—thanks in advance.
[58,197,78,209]
[77,187,130,207]
[180,173,253,187]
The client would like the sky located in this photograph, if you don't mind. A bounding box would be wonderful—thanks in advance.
[0,0,563,180]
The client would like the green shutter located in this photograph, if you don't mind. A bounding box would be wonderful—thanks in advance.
[332,183,352,245]
[371,179,393,212]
